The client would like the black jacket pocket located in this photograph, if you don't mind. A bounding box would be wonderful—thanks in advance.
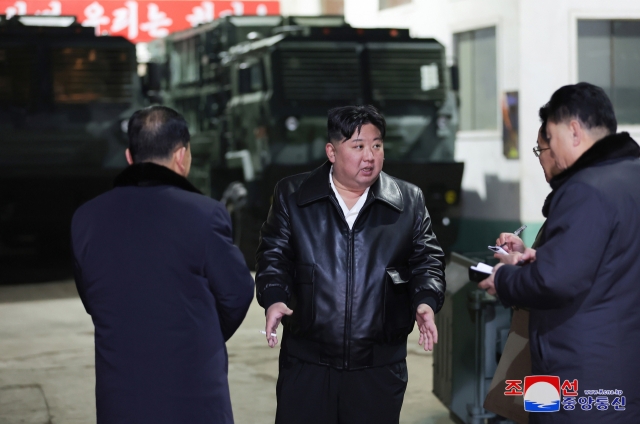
[383,267,414,341]
[288,263,315,335]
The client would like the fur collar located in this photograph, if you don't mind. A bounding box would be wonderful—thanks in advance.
[114,162,202,195]
[542,132,639,217]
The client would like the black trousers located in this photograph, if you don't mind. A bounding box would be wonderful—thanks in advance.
[275,356,408,424]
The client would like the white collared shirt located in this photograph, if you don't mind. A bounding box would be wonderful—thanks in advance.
[329,165,369,230]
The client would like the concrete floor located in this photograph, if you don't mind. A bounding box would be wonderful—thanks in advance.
[0,280,454,424]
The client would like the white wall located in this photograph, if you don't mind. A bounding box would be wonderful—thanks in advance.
[283,0,640,241]
[345,1,451,61]
[448,0,519,221]
[279,0,323,16]
[519,0,640,229]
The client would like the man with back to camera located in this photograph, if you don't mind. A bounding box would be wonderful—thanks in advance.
[255,105,446,423]
[479,82,640,423]
[71,106,254,424]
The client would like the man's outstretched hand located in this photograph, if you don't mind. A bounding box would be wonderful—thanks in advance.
[416,303,438,352]
[265,302,293,348]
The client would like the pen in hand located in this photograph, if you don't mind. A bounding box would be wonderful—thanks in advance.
[260,330,277,337]
[500,225,527,248]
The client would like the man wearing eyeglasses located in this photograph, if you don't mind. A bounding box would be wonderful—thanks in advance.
[496,125,560,261]
[483,122,560,424]
[480,82,640,424]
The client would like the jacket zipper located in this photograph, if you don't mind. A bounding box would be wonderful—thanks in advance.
[330,193,375,370]
[328,195,351,369]
[344,196,376,369]
[344,227,354,369]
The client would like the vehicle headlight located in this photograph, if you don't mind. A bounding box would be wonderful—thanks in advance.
[285,116,299,132]
[437,115,449,131]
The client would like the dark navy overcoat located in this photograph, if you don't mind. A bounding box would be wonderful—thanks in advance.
[496,133,640,423]
[72,163,254,424]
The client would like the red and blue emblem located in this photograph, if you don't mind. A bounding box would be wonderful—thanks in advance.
[524,376,561,412]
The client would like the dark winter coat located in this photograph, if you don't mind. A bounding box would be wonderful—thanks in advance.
[496,132,640,423]
[71,162,254,424]
[255,161,445,370]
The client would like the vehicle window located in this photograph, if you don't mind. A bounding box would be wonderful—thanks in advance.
[238,61,264,94]
[578,20,640,124]
[0,47,36,107]
[52,47,133,103]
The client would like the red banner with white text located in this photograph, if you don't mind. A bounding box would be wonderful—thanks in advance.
[1,0,280,42]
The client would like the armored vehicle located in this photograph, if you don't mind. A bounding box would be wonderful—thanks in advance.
[149,15,464,266]
[0,15,140,273]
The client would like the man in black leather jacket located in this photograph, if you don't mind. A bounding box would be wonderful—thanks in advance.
[255,105,446,423]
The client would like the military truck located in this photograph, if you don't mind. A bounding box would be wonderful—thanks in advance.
[148,15,464,266]
[144,15,287,195]
[0,15,140,274]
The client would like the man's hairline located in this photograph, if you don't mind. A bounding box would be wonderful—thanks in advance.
[328,125,384,145]
[329,136,384,144]
[129,141,190,163]
[546,116,612,137]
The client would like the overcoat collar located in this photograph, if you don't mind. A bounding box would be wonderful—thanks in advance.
[542,132,640,217]
[114,162,202,195]
[297,161,404,212]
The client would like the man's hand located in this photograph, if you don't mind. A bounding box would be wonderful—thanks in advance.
[496,233,525,254]
[478,263,504,295]
[520,247,537,263]
[416,304,438,352]
[265,302,293,348]
[495,251,524,265]
[494,246,538,265]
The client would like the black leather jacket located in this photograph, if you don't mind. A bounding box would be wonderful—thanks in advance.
[256,162,445,370]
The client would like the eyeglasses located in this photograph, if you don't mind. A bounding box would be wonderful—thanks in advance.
[533,146,550,157]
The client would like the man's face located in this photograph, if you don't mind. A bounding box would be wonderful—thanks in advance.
[326,123,384,191]
[537,135,559,183]
[546,120,575,171]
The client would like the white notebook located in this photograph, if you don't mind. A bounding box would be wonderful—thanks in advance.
[470,262,494,274]
[488,245,509,255]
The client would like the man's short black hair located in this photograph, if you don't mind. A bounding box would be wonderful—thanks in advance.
[127,106,190,163]
[538,122,549,144]
[539,82,617,135]
[538,112,549,143]
[327,105,386,143]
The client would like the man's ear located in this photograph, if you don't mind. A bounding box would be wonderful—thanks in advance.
[174,146,187,172]
[326,142,336,163]
[569,120,583,147]
[125,148,134,165]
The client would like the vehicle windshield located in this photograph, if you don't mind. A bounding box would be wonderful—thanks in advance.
[277,44,444,104]
[273,113,448,164]
[272,116,327,165]
[1,45,134,112]
[272,44,450,162]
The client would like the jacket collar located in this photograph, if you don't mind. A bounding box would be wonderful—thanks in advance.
[542,132,639,217]
[114,162,202,194]
[297,161,404,212]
